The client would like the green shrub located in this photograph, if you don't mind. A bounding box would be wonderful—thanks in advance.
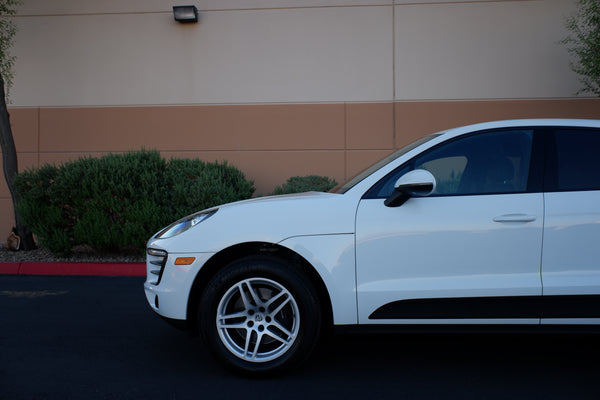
[14,149,254,256]
[563,0,600,96]
[270,175,337,195]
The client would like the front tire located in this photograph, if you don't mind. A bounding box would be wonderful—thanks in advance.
[199,256,321,374]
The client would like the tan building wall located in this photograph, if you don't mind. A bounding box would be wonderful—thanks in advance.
[11,0,579,106]
[2,0,600,238]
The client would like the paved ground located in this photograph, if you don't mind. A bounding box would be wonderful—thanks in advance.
[1,275,600,399]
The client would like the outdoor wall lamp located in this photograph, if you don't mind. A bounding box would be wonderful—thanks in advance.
[173,5,198,23]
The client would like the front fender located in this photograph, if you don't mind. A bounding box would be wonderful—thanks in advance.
[279,234,357,325]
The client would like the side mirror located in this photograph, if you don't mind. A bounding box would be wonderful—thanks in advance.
[384,169,436,207]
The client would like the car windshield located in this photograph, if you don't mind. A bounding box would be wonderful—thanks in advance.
[334,133,442,194]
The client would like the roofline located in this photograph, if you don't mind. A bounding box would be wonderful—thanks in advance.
[444,118,600,134]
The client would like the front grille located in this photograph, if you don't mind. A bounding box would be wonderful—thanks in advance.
[147,248,168,285]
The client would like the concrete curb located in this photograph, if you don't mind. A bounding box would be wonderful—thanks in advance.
[0,262,146,276]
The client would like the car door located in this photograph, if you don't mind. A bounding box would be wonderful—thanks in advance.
[356,128,544,324]
[541,127,600,324]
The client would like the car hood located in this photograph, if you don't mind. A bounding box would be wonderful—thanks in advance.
[148,191,359,253]
[218,191,339,208]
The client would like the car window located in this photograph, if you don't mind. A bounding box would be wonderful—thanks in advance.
[336,133,441,194]
[552,128,600,191]
[366,129,534,198]
[417,156,467,194]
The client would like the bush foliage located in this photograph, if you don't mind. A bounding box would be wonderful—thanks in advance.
[563,0,600,96]
[270,175,337,195]
[14,150,254,256]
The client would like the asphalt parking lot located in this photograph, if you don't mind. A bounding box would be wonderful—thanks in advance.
[1,275,599,399]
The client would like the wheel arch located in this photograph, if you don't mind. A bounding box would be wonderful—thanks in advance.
[186,242,333,335]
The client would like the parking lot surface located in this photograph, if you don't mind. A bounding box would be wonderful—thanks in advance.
[1,275,599,399]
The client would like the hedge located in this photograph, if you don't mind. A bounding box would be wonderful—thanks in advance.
[270,175,338,195]
[14,149,255,256]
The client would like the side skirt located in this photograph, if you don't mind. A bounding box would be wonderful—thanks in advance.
[335,324,600,335]
[368,295,600,320]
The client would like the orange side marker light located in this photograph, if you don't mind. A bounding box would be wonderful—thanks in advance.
[174,257,196,265]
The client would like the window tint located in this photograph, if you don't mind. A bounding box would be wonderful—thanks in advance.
[417,156,467,194]
[553,129,600,191]
[336,133,441,194]
[367,130,533,198]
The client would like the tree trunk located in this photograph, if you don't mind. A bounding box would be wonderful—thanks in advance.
[0,77,36,250]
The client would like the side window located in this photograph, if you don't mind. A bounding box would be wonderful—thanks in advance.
[552,129,600,191]
[416,156,467,194]
[367,129,533,198]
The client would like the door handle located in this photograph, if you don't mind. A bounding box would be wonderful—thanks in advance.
[493,214,537,223]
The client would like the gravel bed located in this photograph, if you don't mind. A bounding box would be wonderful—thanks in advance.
[0,244,146,263]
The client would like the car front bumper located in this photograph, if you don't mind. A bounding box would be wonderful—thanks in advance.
[144,252,213,320]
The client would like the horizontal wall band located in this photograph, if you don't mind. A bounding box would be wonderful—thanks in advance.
[2,98,600,237]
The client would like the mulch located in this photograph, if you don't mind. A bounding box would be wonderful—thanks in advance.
[0,244,145,264]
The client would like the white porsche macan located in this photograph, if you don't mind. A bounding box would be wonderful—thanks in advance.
[145,119,600,374]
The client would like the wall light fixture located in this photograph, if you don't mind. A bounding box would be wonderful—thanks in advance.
[173,6,198,23]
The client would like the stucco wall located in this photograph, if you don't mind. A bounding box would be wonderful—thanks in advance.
[11,0,579,106]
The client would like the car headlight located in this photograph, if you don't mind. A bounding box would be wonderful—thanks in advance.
[155,209,218,239]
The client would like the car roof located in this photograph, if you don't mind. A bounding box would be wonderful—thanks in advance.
[441,119,600,138]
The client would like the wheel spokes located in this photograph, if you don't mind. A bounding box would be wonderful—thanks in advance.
[217,277,300,363]
[237,282,252,309]
[265,290,286,310]
[271,319,294,338]
[270,294,291,316]
[217,310,247,329]
[243,329,254,358]
[244,280,263,307]
[265,324,293,345]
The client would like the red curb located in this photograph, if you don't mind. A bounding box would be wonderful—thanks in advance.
[0,262,146,276]
[0,263,20,275]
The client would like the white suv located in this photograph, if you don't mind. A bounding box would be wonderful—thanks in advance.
[145,119,600,374]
